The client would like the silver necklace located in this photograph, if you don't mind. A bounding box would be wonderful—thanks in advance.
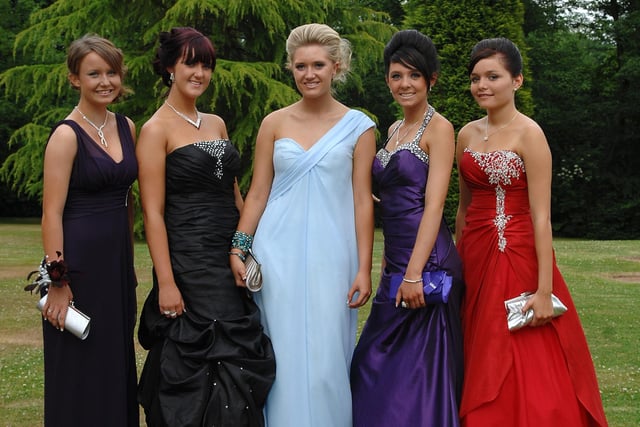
[75,106,108,147]
[484,112,518,141]
[395,106,429,147]
[165,101,202,129]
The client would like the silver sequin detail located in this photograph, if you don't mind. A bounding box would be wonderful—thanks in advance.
[194,140,227,179]
[377,106,435,168]
[467,149,525,252]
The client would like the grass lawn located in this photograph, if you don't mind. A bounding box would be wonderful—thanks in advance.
[1,219,638,426]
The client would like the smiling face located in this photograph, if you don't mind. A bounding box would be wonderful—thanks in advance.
[291,44,338,99]
[469,54,522,110]
[386,62,433,109]
[170,57,212,99]
[69,51,122,107]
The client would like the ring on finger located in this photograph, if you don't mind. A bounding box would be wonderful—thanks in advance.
[401,301,408,308]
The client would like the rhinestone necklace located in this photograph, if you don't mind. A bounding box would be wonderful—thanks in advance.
[484,111,518,141]
[75,106,108,147]
[395,106,429,147]
[165,101,202,129]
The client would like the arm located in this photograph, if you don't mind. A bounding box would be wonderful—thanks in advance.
[518,121,556,326]
[229,114,277,286]
[455,124,472,243]
[347,127,376,308]
[137,120,184,316]
[396,116,455,309]
[41,124,76,330]
[126,117,137,282]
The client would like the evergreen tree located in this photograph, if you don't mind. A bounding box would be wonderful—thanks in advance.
[402,0,533,226]
[0,0,394,232]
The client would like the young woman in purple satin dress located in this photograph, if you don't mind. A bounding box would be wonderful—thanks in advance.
[40,35,139,426]
[350,29,464,427]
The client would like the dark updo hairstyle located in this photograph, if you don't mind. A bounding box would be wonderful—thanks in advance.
[383,29,440,91]
[153,27,216,87]
[67,34,129,100]
[467,37,522,77]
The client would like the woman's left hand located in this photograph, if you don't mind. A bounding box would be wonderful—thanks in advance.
[42,285,74,331]
[396,281,425,309]
[523,291,555,327]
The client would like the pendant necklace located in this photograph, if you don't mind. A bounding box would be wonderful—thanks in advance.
[165,101,202,129]
[396,106,429,148]
[484,111,518,141]
[75,106,109,147]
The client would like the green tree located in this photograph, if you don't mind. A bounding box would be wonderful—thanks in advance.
[0,0,395,232]
[402,0,534,227]
[524,0,640,238]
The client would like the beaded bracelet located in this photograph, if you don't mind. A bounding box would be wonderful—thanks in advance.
[402,277,423,284]
[231,231,253,253]
[229,251,246,262]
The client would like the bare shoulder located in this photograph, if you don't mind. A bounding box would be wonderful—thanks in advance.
[430,111,454,134]
[203,112,226,126]
[260,106,290,131]
[137,113,169,148]
[457,118,483,148]
[48,122,77,144]
[518,115,548,148]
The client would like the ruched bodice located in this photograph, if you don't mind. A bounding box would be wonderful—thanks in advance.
[164,141,240,273]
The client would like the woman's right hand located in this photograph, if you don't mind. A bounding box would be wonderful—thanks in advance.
[229,252,247,288]
[158,284,185,318]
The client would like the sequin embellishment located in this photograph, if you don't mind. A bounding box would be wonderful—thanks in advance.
[377,106,435,168]
[194,140,227,179]
[468,149,525,251]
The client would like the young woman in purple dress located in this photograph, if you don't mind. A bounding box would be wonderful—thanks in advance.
[40,34,139,426]
[350,29,464,427]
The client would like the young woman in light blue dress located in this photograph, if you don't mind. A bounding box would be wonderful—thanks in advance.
[229,23,376,427]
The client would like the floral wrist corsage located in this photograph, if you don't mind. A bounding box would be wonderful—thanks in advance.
[25,251,70,293]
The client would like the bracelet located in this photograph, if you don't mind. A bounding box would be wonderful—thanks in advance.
[402,277,423,284]
[229,251,246,262]
[231,230,253,253]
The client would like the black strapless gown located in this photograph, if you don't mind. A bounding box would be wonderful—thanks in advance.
[138,140,276,427]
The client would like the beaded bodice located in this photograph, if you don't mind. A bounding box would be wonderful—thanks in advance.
[376,105,435,168]
[461,149,528,252]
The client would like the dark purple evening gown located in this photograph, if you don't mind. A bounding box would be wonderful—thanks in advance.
[350,106,464,427]
[42,114,139,426]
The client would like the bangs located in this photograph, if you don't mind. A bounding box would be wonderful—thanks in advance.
[181,36,216,70]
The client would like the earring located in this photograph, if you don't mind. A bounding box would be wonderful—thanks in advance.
[169,72,175,84]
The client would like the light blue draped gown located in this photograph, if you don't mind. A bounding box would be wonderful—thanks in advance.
[253,109,375,427]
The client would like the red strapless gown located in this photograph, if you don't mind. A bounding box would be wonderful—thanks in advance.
[457,149,607,426]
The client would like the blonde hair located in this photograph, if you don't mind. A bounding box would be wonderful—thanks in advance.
[286,23,351,83]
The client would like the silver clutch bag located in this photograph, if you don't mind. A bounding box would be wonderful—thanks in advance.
[38,294,91,340]
[244,249,263,292]
[504,292,567,331]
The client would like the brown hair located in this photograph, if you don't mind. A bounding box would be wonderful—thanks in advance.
[67,34,129,99]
